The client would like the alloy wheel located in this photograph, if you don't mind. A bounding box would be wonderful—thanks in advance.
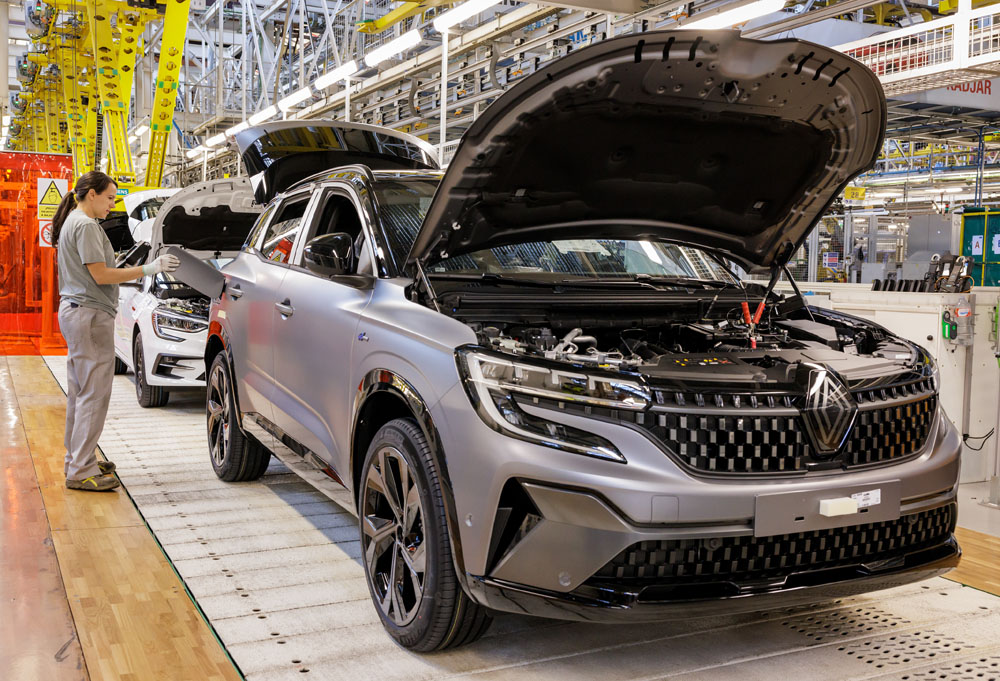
[207,363,230,467]
[362,446,427,627]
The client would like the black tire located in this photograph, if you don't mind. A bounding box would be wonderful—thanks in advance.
[359,418,492,651]
[206,353,270,482]
[113,356,128,375]
[133,333,168,408]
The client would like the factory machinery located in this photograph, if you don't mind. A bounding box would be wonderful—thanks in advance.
[8,0,190,190]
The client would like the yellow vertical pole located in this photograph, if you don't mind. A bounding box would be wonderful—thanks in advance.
[87,0,135,183]
[60,48,91,177]
[144,0,191,187]
[116,8,149,123]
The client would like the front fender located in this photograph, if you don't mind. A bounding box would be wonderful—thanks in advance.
[351,368,470,594]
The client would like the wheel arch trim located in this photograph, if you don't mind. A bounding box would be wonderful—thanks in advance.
[351,368,470,593]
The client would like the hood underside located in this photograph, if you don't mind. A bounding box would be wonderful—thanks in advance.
[152,178,261,253]
[408,30,886,269]
[235,120,439,203]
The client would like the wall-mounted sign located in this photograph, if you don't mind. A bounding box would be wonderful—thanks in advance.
[900,78,1000,110]
[37,178,68,248]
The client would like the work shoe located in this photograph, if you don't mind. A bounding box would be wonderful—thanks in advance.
[97,460,116,474]
[66,474,120,492]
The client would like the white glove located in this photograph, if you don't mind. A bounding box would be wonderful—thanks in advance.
[142,254,181,276]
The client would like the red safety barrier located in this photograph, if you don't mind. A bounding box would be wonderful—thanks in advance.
[0,152,74,355]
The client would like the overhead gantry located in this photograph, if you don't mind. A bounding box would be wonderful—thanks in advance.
[10,0,191,189]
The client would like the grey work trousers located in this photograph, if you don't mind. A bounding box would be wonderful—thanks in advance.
[58,300,115,481]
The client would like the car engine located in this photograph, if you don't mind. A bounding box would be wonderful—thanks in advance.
[466,302,923,379]
[156,296,211,320]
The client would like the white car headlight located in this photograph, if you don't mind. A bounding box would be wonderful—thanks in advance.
[457,348,651,462]
[152,310,208,341]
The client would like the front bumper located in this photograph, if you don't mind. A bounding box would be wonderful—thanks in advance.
[433,378,963,616]
[467,535,960,622]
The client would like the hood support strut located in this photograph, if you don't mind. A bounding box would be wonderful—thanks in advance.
[414,260,441,313]
[783,265,816,323]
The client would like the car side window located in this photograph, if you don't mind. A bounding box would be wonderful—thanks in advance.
[300,191,368,274]
[312,193,363,241]
[244,203,276,252]
[260,197,309,264]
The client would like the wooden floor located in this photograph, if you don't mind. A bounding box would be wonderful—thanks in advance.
[945,526,1000,597]
[0,355,242,681]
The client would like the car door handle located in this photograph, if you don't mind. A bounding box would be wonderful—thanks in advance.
[275,300,294,317]
[228,284,244,299]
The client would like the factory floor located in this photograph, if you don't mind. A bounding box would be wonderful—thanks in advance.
[2,354,1000,681]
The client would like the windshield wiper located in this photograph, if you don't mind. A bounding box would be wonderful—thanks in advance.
[570,274,731,290]
[428,272,732,291]
[427,272,558,287]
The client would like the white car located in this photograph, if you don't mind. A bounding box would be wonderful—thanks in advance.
[113,178,261,407]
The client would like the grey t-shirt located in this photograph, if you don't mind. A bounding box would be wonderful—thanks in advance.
[57,209,118,317]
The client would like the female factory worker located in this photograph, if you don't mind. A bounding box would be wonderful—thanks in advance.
[53,171,180,492]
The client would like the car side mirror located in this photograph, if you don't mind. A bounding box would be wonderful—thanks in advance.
[304,232,353,278]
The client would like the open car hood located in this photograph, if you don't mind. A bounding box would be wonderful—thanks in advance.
[150,177,261,253]
[407,30,886,269]
[235,120,439,203]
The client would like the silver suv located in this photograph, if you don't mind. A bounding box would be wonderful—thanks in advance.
[191,32,960,651]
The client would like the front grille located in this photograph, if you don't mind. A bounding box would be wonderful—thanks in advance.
[638,389,937,476]
[845,395,937,466]
[594,504,955,584]
[648,413,810,473]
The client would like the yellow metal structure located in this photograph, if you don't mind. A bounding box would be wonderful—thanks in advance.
[87,0,135,183]
[357,0,451,33]
[145,0,191,187]
[10,0,188,188]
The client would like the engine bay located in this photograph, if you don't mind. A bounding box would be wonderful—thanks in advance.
[157,296,211,319]
[459,296,921,380]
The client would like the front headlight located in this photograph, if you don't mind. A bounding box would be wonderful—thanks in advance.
[457,348,651,463]
[152,310,208,341]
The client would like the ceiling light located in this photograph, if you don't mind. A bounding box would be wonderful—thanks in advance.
[225,121,250,137]
[133,123,149,137]
[315,60,358,90]
[205,132,227,147]
[433,0,499,32]
[248,105,278,126]
[278,86,312,112]
[682,0,786,29]
[186,146,206,159]
[364,30,421,68]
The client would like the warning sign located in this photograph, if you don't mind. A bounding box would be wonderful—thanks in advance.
[37,178,67,220]
[39,221,53,248]
[37,178,68,247]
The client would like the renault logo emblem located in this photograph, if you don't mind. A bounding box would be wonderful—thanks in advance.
[800,364,857,456]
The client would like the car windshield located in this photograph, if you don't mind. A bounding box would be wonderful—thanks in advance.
[373,179,732,282]
[140,198,165,219]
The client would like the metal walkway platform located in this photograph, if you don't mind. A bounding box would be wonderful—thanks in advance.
[43,356,1000,681]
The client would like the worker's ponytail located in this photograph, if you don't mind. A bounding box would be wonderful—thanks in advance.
[51,192,77,246]
[52,171,117,246]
